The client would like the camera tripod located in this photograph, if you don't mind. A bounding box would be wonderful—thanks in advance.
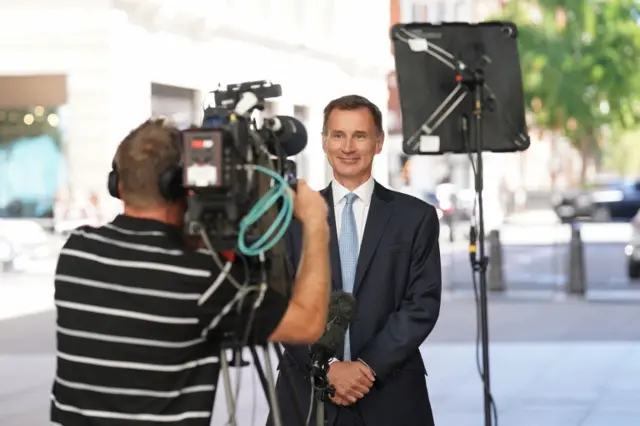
[219,342,309,426]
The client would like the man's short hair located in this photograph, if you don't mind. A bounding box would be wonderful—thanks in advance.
[114,117,182,209]
[322,94,384,135]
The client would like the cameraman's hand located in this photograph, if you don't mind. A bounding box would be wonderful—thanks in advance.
[292,179,328,230]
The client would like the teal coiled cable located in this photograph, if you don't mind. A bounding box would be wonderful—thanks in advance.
[237,165,294,256]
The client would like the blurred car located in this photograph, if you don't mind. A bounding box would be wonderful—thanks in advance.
[625,209,640,279]
[0,219,52,272]
[553,180,640,222]
[425,188,457,241]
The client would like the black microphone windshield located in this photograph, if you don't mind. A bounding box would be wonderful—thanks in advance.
[266,115,308,157]
[310,291,356,357]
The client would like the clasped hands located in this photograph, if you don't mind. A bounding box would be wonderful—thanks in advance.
[327,361,375,406]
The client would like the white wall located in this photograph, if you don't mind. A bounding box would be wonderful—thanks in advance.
[0,0,390,203]
[401,0,475,22]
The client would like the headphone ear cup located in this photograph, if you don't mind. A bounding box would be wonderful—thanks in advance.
[158,166,185,201]
[108,169,120,199]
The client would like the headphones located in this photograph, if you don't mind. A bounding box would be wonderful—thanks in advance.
[107,133,186,202]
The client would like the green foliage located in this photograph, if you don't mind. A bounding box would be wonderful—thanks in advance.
[602,127,640,176]
[502,0,640,145]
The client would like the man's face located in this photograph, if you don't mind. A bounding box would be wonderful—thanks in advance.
[323,107,383,184]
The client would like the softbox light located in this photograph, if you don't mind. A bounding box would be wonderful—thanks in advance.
[391,21,530,155]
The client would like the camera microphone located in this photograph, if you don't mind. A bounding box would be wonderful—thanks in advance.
[264,115,308,157]
[307,291,356,405]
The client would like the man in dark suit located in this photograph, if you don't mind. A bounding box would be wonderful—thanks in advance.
[270,95,442,426]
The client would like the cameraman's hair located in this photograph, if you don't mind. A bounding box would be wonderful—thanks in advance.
[322,94,384,135]
[114,117,181,209]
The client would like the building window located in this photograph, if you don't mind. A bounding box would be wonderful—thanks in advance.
[278,0,306,33]
[151,83,198,129]
[293,105,310,180]
[411,4,429,21]
[454,1,466,20]
[388,72,397,89]
[264,101,277,116]
[435,1,446,21]
[317,0,334,39]
[0,75,68,220]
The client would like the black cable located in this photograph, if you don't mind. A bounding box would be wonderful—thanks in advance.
[464,119,499,426]
[469,226,499,426]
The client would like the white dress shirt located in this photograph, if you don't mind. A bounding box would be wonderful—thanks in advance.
[331,177,375,249]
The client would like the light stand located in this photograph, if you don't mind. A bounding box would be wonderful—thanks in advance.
[460,67,493,426]
[391,21,531,426]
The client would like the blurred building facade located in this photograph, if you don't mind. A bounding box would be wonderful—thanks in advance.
[0,0,391,218]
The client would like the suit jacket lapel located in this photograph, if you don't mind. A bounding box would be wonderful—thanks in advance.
[353,182,392,295]
[321,184,342,292]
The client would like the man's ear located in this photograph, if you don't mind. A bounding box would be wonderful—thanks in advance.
[375,131,385,154]
[322,132,328,153]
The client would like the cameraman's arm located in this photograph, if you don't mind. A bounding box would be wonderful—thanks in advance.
[268,221,329,343]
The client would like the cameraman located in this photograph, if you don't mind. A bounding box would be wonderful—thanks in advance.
[50,117,330,426]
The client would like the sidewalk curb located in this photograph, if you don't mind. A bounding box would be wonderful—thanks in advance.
[442,289,640,304]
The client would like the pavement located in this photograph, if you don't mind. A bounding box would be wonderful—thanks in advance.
[2,214,640,425]
[1,299,639,425]
[443,214,640,298]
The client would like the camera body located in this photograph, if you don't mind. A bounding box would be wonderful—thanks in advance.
[183,80,300,250]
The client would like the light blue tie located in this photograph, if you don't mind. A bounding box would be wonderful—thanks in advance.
[339,193,359,361]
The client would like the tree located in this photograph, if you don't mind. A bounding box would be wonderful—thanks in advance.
[503,0,640,184]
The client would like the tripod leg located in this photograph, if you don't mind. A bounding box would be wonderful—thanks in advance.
[249,345,272,402]
[315,393,325,426]
[219,348,237,426]
[262,344,283,426]
[249,345,309,426]
[272,344,309,426]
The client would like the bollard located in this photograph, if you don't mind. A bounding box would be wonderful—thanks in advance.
[566,224,586,295]
[487,229,505,292]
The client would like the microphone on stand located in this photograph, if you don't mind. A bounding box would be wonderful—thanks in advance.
[309,291,357,399]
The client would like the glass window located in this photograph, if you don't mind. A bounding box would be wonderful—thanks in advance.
[151,83,197,129]
[411,4,429,21]
[0,106,67,219]
[293,105,309,180]
[310,0,334,41]
[435,1,446,21]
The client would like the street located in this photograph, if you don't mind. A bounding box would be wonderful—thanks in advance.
[2,298,639,425]
[1,217,640,425]
[443,221,640,296]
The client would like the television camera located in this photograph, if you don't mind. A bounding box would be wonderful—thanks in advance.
[182,80,307,254]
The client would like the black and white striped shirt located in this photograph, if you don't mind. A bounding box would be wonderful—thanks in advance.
[51,215,288,426]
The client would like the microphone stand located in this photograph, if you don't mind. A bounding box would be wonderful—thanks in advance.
[310,354,336,426]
